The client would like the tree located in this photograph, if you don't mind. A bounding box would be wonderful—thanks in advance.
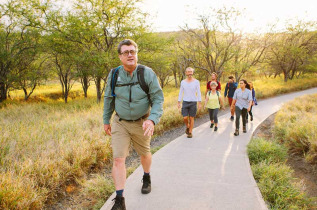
[182,7,241,78]
[266,21,317,82]
[0,0,47,102]
[225,35,269,81]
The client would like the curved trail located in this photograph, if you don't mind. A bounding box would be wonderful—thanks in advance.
[102,88,317,210]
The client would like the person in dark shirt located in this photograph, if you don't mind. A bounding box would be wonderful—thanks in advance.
[205,72,221,98]
[224,76,238,121]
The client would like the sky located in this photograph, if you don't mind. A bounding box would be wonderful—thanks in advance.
[1,0,316,33]
[139,0,317,32]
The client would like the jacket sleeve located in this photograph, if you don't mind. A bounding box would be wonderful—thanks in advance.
[252,89,256,101]
[103,71,115,124]
[146,70,164,125]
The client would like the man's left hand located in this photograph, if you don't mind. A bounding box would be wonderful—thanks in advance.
[143,120,155,136]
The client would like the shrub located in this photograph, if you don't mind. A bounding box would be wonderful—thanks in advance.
[252,162,311,209]
[247,138,288,165]
[274,94,317,164]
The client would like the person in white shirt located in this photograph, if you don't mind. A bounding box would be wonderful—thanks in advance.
[177,67,202,138]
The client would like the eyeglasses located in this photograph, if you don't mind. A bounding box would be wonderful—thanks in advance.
[120,50,137,56]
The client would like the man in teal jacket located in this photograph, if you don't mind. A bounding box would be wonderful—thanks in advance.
[103,39,164,210]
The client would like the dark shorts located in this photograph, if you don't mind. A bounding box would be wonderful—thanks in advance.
[182,101,197,117]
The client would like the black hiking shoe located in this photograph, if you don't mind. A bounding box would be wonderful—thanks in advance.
[111,196,126,210]
[187,133,193,138]
[210,123,214,128]
[234,129,239,136]
[243,126,247,133]
[230,116,234,121]
[185,127,189,135]
[141,174,151,194]
[214,126,218,131]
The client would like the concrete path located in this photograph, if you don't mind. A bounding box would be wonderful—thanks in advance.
[101,88,317,210]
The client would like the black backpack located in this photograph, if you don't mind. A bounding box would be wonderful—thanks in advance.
[110,64,152,106]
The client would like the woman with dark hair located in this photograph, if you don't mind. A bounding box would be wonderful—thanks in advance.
[230,79,253,136]
[246,82,257,122]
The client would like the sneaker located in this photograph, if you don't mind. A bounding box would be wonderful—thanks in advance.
[111,196,126,210]
[214,126,218,131]
[185,127,189,135]
[187,133,193,138]
[243,126,247,133]
[210,123,214,128]
[230,116,234,121]
[251,116,253,121]
[141,174,151,194]
[234,129,239,136]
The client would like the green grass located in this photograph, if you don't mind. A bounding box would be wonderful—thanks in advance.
[248,138,312,209]
[1,75,317,208]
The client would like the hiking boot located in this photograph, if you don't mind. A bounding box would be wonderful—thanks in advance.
[251,116,253,121]
[141,174,151,194]
[214,126,218,131]
[187,133,193,138]
[230,116,234,121]
[243,126,247,133]
[111,196,126,210]
[210,123,214,128]
[234,129,239,136]
[185,127,189,135]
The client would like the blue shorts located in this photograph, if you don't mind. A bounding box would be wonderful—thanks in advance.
[182,101,197,117]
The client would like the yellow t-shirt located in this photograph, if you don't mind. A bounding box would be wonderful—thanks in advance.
[206,91,221,109]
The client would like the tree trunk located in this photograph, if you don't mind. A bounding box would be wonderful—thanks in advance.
[96,76,102,103]
[283,73,288,82]
[173,71,178,88]
[81,76,89,98]
[22,88,28,101]
[0,82,7,102]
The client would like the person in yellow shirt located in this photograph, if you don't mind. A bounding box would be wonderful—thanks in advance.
[204,81,224,131]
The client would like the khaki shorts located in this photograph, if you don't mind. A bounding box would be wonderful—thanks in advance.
[111,115,151,158]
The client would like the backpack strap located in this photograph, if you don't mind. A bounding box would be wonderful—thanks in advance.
[137,65,152,106]
[216,91,221,106]
[110,66,121,97]
[110,64,152,106]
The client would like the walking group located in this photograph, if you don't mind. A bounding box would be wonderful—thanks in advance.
[178,68,257,138]
[103,39,257,210]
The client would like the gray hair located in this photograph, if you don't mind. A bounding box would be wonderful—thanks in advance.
[185,67,194,73]
[117,39,138,54]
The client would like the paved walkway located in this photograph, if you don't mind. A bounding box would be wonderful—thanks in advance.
[101,88,317,210]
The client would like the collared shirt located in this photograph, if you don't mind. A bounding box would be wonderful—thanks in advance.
[233,88,253,109]
[178,79,202,102]
[103,65,164,125]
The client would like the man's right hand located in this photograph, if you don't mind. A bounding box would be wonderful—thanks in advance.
[104,124,112,136]
[177,101,181,110]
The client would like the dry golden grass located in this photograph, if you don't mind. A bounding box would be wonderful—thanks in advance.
[1,75,316,209]
[274,93,317,164]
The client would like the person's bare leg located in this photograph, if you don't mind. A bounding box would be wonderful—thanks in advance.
[183,116,189,128]
[112,157,126,191]
[189,116,195,133]
[141,153,152,173]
